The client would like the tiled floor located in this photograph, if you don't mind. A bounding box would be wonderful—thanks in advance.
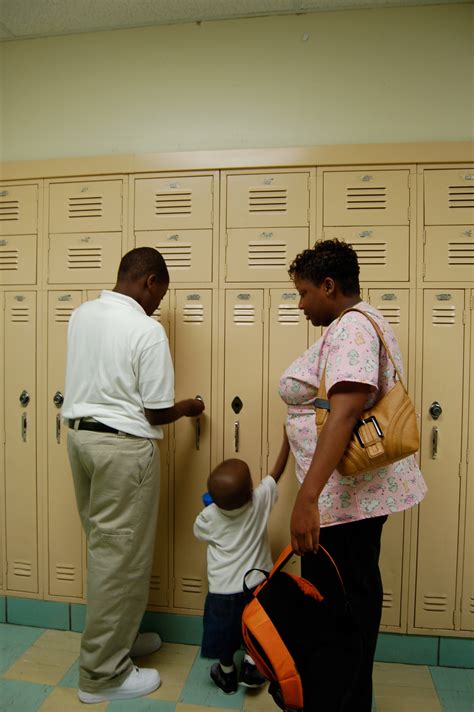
[0,624,472,711]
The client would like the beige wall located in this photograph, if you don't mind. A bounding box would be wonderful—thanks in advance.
[0,3,472,162]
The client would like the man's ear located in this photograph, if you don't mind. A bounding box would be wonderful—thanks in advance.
[145,273,157,290]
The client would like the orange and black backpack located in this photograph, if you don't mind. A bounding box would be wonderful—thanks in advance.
[241,544,360,712]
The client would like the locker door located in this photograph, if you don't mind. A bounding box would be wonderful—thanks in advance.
[0,235,37,285]
[48,232,122,284]
[49,180,123,233]
[0,294,5,591]
[424,169,474,225]
[368,289,410,628]
[461,291,474,631]
[323,226,409,282]
[5,292,38,593]
[225,228,309,283]
[323,170,409,226]
[227,173,310,228]
[135,230,213,283]
[173,290,212,609]
[267,289,307,572]
[0,185,38,235]
[415,290,465,629]
[423,226,474,282]
[134,176,213,231]
[149,293,171,607]
[47,291,84,598]
[224,291,264,477]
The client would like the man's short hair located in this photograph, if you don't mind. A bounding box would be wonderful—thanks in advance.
[117,247,169,284]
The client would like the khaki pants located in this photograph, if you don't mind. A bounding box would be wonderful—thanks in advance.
[67,427,161,692]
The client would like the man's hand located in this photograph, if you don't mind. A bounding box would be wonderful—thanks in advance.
[181,398,205,417]
[290,491,320,555]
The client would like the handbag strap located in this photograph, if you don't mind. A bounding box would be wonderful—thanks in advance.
[317,306,407,403]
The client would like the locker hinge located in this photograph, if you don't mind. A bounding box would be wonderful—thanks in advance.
[407,205,411,221]
[470,295,474,310]
[307,208,311,225]
[453,609,461,628]
[466,449,469,465]
[225,232,228,247]
[307,175,311,191]
[462,310,468,325]
[408,173,412,189]
[422,263,426,278]
[458,462,465,479]
[423,229,427,244]
[211,209,214,226]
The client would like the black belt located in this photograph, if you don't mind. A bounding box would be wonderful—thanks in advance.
[69,419,119,434]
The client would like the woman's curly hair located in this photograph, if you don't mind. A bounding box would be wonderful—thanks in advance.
[288,239,360,296]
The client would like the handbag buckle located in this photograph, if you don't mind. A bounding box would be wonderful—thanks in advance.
[354,415,384,448]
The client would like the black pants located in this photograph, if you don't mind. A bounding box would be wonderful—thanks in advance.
[301,515,387,712]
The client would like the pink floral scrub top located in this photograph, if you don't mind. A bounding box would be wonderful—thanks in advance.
[279,301,427,527]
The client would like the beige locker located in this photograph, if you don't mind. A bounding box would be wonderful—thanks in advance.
[368,289,410,627]
[0,295,4,591]
[135,230,213,283]
[47,291,84,598]
[424,169,474,225]
[48,233,122,284]
[227,173,310,228]
[173,290,212,609]
[134,176,213,231]
[0,235,37,285]
[0,184,38,235]
[415,290,465,629]
[49,180,122,233]
[323,170,409,226]
[267,289,307,572]
[323,227,409,282]
[4,291,38,593]
[224,290,264,476]
[423,226,474,282]
[460,291,474,631]
[149,293,171,607]
[225,228,309,283]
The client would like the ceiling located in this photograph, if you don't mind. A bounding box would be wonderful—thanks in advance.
[0,0,470,42]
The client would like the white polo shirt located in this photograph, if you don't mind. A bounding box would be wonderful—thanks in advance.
[62,290,174,439]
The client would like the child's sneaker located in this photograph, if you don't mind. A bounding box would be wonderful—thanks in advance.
[238,660,266,688]
[210,663,238,694]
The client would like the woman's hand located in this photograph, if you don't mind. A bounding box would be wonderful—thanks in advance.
[290,490,320,555]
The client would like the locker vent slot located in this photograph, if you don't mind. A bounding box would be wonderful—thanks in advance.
[468,596,474,615]
[55,564,76,582]
[423,594,448,612]
[278,305,301,324]
[448,241,474,265]
[346,187,387,210]
[374,306,401,325]
[54,307,75,323]
[68,196,103,220]
[154,191,192,216]
[149,575,161,591]
[10,306,30,323]
[248,241,286,267]
[448,185,474,210]
[248,189,288,213]
[158,243,192,269]
[0,248,19,270]
[432,306,456,326]
[382,591,394,609]
[351,242,387,265]
[67,247,102,270]
[12,559,32,578]
[179,576,204,594]
[233,304,255,325]
[0,200,20,221]
[183,304,204,323]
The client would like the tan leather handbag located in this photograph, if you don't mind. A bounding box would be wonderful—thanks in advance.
[314,308,420,477]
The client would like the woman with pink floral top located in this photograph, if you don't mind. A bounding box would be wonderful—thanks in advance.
[279,239,427,711]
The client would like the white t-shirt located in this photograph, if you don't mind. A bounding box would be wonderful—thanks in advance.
[193,476,278,594]
[62,290,174,439]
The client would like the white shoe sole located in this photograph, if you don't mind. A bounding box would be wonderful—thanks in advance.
[78,675,160,703]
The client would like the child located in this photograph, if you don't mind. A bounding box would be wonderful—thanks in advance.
[193,430,290,694]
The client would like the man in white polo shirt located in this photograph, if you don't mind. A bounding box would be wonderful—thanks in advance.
[62,247,205,704]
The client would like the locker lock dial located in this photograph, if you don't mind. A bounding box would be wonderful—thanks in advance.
[53,391,64,408]
[429,401,442,420]
[19,390,30,407]
[231,396,243,414]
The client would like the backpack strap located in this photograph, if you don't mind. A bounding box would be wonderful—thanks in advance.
[269,544,347,599]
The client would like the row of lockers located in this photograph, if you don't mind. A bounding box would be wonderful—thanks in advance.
[0,167,473,286]
[1,285,473,636]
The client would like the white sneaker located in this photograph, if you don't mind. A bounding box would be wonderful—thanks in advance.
[78,666,161,703]
[131,631,162,657]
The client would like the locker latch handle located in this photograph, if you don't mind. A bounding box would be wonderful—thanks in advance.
[56,413,62,444]
[234,421,240,453]
[21,412,27,442]
[431,426,438,459]
[195,395,203,451]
